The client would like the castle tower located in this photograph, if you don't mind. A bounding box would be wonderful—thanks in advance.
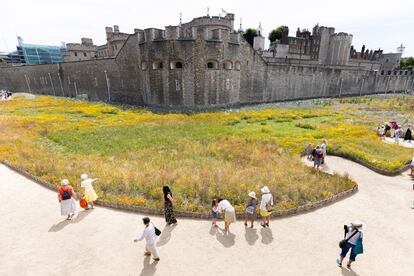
[397,44,405,55]
[253,22,265,51]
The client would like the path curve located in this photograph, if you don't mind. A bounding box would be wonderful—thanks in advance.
[1,156,414,276]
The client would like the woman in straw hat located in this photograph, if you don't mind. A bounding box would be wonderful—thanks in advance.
[58,179,78,220]
[244,191,258,228]
[80,173,98,209]
[336,220,366,269]
[259,186,274,228]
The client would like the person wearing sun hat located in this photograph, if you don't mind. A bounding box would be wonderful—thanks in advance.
[244,191,258,228]
[336,220,366,269]
[259,186,274,228]
[80,173,98,209]
[58,179,78,220]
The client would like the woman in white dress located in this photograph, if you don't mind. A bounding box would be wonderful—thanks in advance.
[80,173,98,209]
[58,179,78,220]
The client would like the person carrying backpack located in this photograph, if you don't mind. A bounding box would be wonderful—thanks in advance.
[313,146,324,169]
[58,179,78,220]
[134,217,161,261]
[336,220,365,269]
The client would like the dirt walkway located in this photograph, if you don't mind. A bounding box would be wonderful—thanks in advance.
[1,156,413,276]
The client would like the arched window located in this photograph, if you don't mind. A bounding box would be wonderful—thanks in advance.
[234,61,241,71]
[141,61,148,70]
[207,60,219,70]
[170,60,183,69]
[380,70,384,75]
[152,61,163,70]
[223,60,233,70]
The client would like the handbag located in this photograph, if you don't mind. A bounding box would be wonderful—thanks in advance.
[354,238,364,255]
[154,226,162,236]
[339,229,359,249]
[79,197,88,209]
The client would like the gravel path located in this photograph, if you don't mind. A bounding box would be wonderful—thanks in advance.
[1,156,413,276]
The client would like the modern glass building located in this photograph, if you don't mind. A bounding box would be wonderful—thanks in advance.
[16,37,63,65]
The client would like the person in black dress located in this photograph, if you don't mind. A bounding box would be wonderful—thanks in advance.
[163,185,177,225]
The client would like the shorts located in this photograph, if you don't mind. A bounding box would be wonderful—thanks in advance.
[340,242,357,261]
[211,210,218,218]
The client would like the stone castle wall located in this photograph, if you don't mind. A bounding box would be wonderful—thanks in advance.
[0,27,413,110]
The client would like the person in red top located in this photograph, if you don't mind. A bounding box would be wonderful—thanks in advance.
[58,179,78,220]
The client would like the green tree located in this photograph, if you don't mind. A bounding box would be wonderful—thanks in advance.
[400,57,414,70]
[268,26,285,42]
[0,58,4,64]
[243,28,258,46]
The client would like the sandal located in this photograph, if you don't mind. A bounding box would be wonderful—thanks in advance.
[336,259,342,267]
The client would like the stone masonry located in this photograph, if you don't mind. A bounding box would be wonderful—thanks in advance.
[0,13,413,110]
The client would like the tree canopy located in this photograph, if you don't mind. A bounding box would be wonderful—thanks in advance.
[243,28,258,46]
[268,26,285,42]
[400,57,414,70]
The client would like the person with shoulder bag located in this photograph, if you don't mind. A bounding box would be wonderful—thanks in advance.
[336,220,365,269]
[134,217,161,261]
[58,179,78,220]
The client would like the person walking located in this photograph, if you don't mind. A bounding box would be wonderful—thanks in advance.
[404,125,412,142]
[217,198,236,233]
[244,192,258,228]
[305,143,313,160]
[320,139,327,164]
[163,186,177,225]
[259,186,274,228]
[313,146,323,169]
[80,173,98,209]
[336,220,365,269]
[58,179,78,220]
[134,217,160,261]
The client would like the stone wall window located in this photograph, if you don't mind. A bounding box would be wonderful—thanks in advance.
[141,61,148,70]
[405,71,408,75]
[387,71,391,75]
[234,61,241,71]
[83,52,87,57]
[399,71,403,75]
[74,52,78,57]
[223,60,233,70]
[381,70,384,75]
[170,60,183,69]
[207,60,219,70]
[152,61,163,70]
[393,71,397,75]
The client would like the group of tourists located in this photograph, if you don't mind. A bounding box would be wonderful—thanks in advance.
[212,185,274,231]
[57,174,98,220]
[305,139,328,169]
[377,121,412,143]
[0,89,12,100]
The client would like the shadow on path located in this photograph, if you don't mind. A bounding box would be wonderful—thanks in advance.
[157,224,176,247]
[72,209,93,224]
[260,227,273,244]
[139,256,158,276]
[216,228,236,248]
[48,219,71,232]
[245,227,259,246]
[341,267,360,276]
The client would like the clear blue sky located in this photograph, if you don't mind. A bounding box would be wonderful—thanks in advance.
[1,0,413,57]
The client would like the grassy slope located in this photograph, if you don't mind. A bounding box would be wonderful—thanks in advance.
[0,94,412,212]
